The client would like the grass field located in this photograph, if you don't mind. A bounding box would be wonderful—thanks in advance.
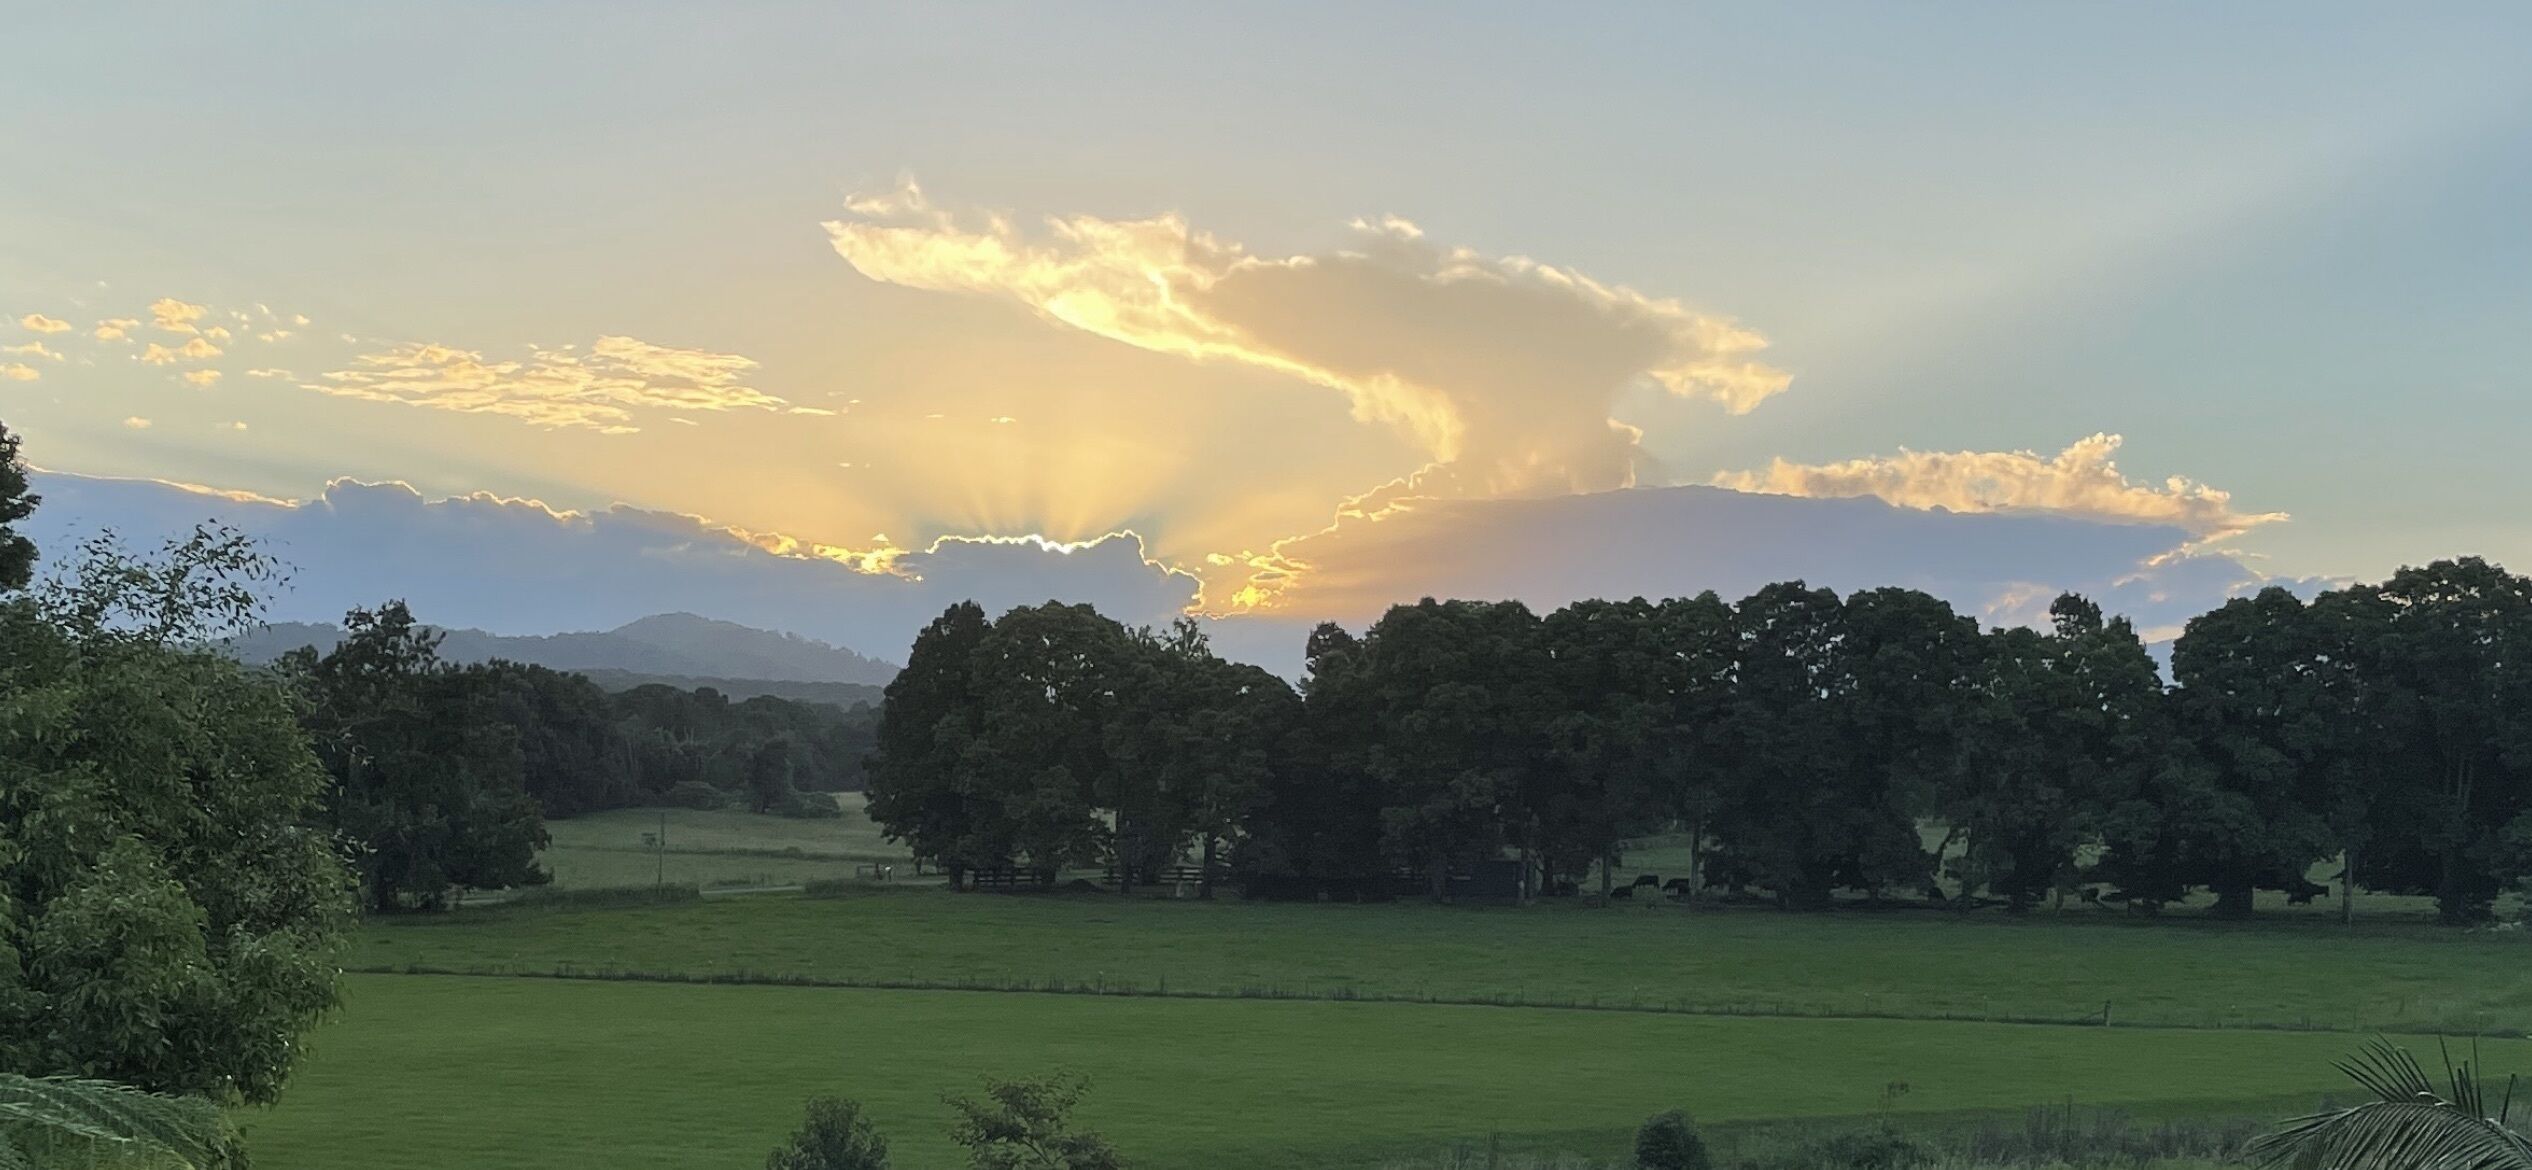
[534,797,919,890]
[357,887,2532,1034]
[244,974,2517,1170]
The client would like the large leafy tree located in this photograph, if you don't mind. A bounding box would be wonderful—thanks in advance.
[2326,559,2532,923]
[0,421,35,592]
[0,522,353,1104]
[1236,623,1393,899]
[1358,600,1549,901]
[2146,588,2345,917]
[867,603,1002,885]
[1540,598,1677,898]
[288,601,548,912]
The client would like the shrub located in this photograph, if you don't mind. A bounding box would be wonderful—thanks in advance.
[1636,1111,1710,1170]
[766,1096,889,1170]
[1739,1124,1933,1170]
[661,780,733,810]
[945,1075,1124,1170]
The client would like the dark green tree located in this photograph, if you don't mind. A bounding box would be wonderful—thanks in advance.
[0,420,35,591]
[1357,599,1548,901]
[0,524,353,1104]
[290,601,549,912]
[1635,1109,1711,1170]
[1541,598,1675,899]
[1236,623,1393,899]
[867,602,1002,886]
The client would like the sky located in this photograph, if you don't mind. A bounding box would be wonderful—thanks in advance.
[5,4,2529,671]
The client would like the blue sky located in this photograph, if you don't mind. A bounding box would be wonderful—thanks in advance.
[5,4,2528,660]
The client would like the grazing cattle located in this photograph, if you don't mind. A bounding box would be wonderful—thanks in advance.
[1629,874,1662,890]
[1661,877,1695,899]
[1611,885,1635,900]
[2284,878,2328,905]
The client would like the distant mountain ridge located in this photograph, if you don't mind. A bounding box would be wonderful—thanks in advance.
[226,612,901,689]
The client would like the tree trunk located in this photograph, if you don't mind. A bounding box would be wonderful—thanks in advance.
[1598,848,1614,902]
[1199,834,1218,901]
[2339,847,2355,926]
[949,860,967,893]
[1428,855,1449,904]
[2210,873,2254,920]
[1684,819,1703,904]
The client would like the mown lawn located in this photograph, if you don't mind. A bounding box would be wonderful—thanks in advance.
[353,889,2532,1034]
[535,798,917,890]
[245,975,2499,1170]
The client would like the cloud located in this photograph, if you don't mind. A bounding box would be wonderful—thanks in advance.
[1195,481,2284,675]
[0,364,38,382]
[2,342,63,361]
[181,369,223,387]
[93,318,140,342]
[19,473,1200,661]
[1710,433,2286,544]
[204,325,233,343]
[244,367,292,379]
[150,297,208,334]
[122,417,152,429]
[140,336,224,365]
[304,335,786,432]
[17,313,72,334]
[827,182,1788,501]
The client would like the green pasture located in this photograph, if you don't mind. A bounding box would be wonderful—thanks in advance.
[245,975,2507,1170]
[534,797,921,890]
[355,887,2532,1034]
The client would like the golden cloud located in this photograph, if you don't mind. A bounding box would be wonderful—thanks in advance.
[94,318,140,342]
[305,334,785,432]
[826,183,1788,500]
[0,364,38,382]
[1709,433,2286,544]
[122,416,152,429]
[2,341,63,361]
[182,369,224,387]
[150,297,208,334]
[17,313,72,334]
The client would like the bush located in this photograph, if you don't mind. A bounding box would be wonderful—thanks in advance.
[778,791,845,819]
[1636,1111,1710,1170]
[945,1075,1123,1170]
[767,1096,889,1170]
[503,884,701,910]
[660,781,733,810]
[1739,1124,1933,1170]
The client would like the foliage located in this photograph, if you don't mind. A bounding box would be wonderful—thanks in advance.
[0,526,354,1103]
[0,421,35,592]
[2249,1040,2532,1170]
[0,1073,240,1169]
[766,1096,890,1170]
[1635,1110,1709,1170]
[287,601,550,912]
[944,1075,1125,1170]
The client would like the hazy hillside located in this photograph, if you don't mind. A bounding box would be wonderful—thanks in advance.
[228,612,900,691]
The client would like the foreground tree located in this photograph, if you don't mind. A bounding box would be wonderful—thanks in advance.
[0,523,353,1103]
[2248,1040,2531,1170]
[0,420,35,591]
[1358,600,1548,901]
[945,1076,1125,1170]
[867,602,999,886]
[766,1096,890,1170]
[288,601,548,912]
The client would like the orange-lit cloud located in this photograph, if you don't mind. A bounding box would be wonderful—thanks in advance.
[0,364,38,382]
[1710,433,2285,544]
[93,318,140,341]
[139,336,223,365]
[150,297,208,334]
[305,335,786,432]
[17,314,72,334]
[182,369,223,387]
[2,342,63,362]
[122,416,152,429]
[827,182,1788,500]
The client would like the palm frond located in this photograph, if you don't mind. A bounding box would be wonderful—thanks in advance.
[0,1073,233,1169]
[2250,1040,2532,1170]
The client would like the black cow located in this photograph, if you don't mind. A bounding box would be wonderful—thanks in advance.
[1661,877,1695,899]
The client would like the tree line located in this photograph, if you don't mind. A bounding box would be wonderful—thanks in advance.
[870,561,2532,923]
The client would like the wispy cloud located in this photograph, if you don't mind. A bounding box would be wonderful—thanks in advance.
[1710,433,2285,544]
[16,313,72,334]
[304,335,785,432]
[1,341,63,362]
[122,416,152,429]
[93,317,139,342]
[139,336,223,365]
[827,181,1788,500]
[0,364,38,382]
[181,368,223,387]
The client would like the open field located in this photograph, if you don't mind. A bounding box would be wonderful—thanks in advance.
[356,887,2532,1034]
[534,797,919,890]
[244,974,2521,1170]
